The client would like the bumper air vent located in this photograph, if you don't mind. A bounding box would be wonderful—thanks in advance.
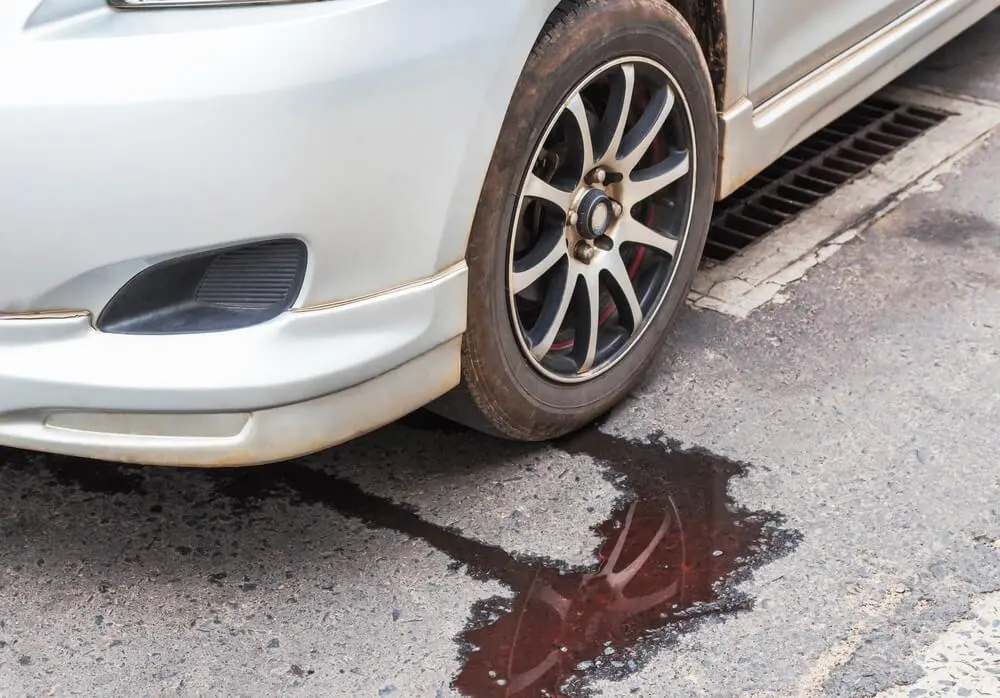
[98,239,307,335]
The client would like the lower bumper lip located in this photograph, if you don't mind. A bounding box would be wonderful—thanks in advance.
[0,337,461,467]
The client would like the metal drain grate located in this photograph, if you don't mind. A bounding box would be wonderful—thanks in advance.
[704,97,951,263]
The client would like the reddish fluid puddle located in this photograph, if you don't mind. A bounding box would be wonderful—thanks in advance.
[455,498,759,696]
[452,429,793,697]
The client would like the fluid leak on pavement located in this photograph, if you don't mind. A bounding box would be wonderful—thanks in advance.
[450,428,799,697]
[4,418,800,698]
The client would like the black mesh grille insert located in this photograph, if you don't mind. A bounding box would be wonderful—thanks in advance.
[705,97,951,263]
[196,241,305,310]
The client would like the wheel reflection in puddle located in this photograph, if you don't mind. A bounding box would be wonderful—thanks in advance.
[454,429,798,697]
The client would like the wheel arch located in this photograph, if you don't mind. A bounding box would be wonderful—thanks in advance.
[664,0,729,111]
[539,0,730,111]
[434,0,731,272]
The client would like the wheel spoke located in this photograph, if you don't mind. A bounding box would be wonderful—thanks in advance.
[595,64,636,166]
[566,94,596,178]
[527,265,578,361]
[616,217,679,257]
[623,150,690,206]
[511,228,569,294]
[575,271,602,373]
[602,252,643,331]
[618,86,675,175]
[522,172,574,213]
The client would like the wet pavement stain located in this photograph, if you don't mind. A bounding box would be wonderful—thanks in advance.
[0,419,799,697]
[451,429,798,697]
[2,448,146,496]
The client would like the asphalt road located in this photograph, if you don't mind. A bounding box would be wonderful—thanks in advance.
[2,14,1000,698]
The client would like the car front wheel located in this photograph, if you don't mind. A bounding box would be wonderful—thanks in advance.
[434,0,718,439]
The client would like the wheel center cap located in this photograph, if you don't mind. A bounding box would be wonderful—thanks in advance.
[576,189,616,240]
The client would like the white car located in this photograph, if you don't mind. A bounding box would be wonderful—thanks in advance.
[0,0,995,466]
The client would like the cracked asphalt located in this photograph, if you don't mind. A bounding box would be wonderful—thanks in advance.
[2,13,1000,698]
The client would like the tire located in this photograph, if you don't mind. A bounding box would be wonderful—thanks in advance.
[431,0,718,440]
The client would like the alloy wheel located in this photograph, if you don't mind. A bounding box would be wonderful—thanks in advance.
[507,56,698,384]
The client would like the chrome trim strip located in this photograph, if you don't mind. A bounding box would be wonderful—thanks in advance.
[293,261,468,313]
[0,310,90,321]
[0,263,467,321]
[108,0,321,9]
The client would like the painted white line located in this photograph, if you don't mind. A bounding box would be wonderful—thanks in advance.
[877,588,1000,697]
[690,85,1000,319]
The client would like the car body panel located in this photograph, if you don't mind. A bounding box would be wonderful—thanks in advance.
[718,0,1000,198]
[0,0,546,314]
[749,0,924,104]
[0,0,996,465]
[719,0,753,111]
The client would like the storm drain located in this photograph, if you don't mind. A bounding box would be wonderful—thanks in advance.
[704,97,951,263]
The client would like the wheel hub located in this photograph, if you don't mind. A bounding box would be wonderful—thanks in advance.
[575,188,616,241]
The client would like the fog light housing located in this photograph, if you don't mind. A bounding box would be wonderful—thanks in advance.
[98,239,307,335]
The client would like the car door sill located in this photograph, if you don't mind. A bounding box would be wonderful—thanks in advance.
[716,0,999,199]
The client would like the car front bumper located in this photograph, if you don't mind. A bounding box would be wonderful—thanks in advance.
[0,0,544,465]
[0,265,466,466]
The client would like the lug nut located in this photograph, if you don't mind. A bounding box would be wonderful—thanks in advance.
[611,201,623,218]
[574,241,595,264]
[588,168,607,185]
[567,211,579,227]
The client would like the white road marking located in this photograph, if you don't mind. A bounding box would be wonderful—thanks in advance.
[877,589,1000,697]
